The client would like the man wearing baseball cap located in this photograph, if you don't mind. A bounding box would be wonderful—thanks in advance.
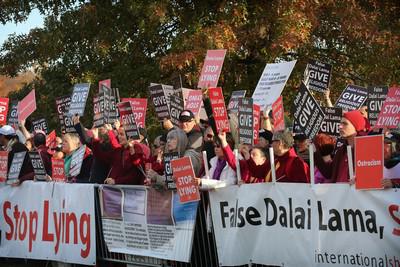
[179,110,203,152]
[314,110,367,183]
[0,125,34,184]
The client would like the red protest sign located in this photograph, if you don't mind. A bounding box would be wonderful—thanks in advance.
[208,87,230,132]
[0,98,9,125]
[184,90,203,115]
[0,151,8,182]
[272,96,285,131]
[375,87,400,129]
[46,130,57,148]
[18,89,36,121]
[51,158,66,182]
[121,98,147,128]
[253,104,261,145]
[355,135,384,190]
[171,156,200,203]
[198,49,226,89]
[99,79,111,93]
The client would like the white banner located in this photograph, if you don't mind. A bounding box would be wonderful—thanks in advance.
[99,186,198,263]
[0,181,96,265]
[252,60,296,110]
[210,183,400,267]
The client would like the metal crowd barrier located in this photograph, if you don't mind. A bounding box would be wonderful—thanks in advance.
[94,187,274,267]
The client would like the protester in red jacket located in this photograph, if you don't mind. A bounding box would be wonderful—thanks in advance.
[92,123,150,185]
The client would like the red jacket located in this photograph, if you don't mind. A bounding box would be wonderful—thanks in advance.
[92,130,150,185]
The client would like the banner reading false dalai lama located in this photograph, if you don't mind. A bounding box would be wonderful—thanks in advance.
[0,181,96,265]
[209,183,400,267]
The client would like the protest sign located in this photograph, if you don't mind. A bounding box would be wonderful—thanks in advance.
[169,95,184,127]
[253,104,261,145]
[303,59,332,92]
[121,98,147,128]
[252,60,296,110]
[7,100,18,127]
[238,98,254,145]
[7,151,26,184]
[0,151,8,182]
[29,151,47,181]
[69,145,86,178]
[55,95,75,133]
[18,89,36,121]
[93,94,106,127]
[184,90,203,115]
[375,87,400,129]
[0,98,9,125]
[46,130,57,148]
[32,118,49,134]
[227,90,246,113]
[272,96,285,131]
[171,156,200,203]
[68,83,90,116]
[335,84,368,111]
[367,86,388,127]
[107,89,119,124]
[117,102,140,140]
[51,158,66,182]
[164,152,179,190]
[319,107,342,136]
[149,84,170,121]
[99,79,111,93]
[293,83,325,139]
[198,49,226,89]
[208,87,230,132]
[355,135,384,190]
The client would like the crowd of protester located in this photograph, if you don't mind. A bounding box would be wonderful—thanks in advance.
[1,88,399,190]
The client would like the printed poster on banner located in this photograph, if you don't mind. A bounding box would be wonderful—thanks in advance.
[69,145,86,178]
[227,90,246,113]
[0,97,9,125]
[99,186,198,262]
[68,83,90,116]
[238,98,254,145]
[164,152,179,190]
[272,96,285,131]
[169,95,184,127]
[7,151,26,184]
[335,84,368,111]
[303,59,332,92]
[209,183,400,267]
[149,84,170,121]
[293,83,325,139]
[93,94,106,127]
[52,158,66,182]
[0,182,96,265]
[252,60,296,110]
[55,95,76,133]
[319,107,342,136]
[7,100,18,128]
[253,104,261,145]
[171,156,200,203]
[0,151,8,182]
[208,87,230,132]
[29,151,47,181]
[32,118,49,134]
[182,88,208,122]
[198,49,226,89]
[367,86,388,127]
[374,87,400,129]
[117,102,140,140]
[184,90,203,115]
[18,89,36,121]
[107,88,119,124]
[355,135,384,190]
[121,98,147,128]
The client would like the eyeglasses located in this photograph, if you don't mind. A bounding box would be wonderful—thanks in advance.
[206,134,214,139]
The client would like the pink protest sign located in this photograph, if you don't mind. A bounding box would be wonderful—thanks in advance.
[208,87,230,132]
[272,96,285,131]
[197,49,226,89]
[121,98,147,128]
[375,87,400,129]
[18,89,36,121]
[184,90,203,115]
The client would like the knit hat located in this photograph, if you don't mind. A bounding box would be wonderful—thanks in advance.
[343,110,366,132]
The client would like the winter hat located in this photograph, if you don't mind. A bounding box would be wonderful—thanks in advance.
[343,110,366,132]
